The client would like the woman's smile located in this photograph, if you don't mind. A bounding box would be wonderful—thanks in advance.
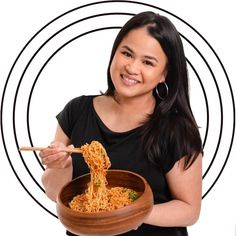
[121,74,140,86]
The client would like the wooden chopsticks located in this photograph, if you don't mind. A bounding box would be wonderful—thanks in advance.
[19,146,82,154]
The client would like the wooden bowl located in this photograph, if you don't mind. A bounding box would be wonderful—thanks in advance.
[56,170,153,236]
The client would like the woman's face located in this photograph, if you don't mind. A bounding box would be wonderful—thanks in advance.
[110,26,168,99]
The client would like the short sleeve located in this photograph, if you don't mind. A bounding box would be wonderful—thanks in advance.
[56,96,84,138]
[161,152,185,174]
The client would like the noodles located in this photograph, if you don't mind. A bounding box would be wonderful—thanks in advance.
[69,141,139,213]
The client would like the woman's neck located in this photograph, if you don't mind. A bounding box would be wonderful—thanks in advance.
[112,92,156,116]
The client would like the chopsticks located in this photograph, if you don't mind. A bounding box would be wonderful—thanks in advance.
[19,146,83,154]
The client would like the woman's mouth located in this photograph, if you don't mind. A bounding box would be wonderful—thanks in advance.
[121,74,140,86]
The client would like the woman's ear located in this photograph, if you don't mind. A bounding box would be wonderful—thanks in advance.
[160,67,168,83]
[160,74,166,83]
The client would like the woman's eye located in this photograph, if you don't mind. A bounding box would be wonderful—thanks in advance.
[122,51,132,57]
[143,60,154,66]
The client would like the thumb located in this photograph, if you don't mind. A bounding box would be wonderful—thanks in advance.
[67,144,74,149]
[49,141,63,148]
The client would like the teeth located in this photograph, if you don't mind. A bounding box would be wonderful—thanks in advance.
[122,75,138,84]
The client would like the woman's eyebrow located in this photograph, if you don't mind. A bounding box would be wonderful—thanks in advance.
[121,45,133,53]
[144,55,158,62]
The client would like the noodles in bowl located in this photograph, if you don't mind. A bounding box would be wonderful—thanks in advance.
[69,141,139,213]
[56,141,153,235]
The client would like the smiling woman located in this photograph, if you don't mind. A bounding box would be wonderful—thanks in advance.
[110,27,167,101]
[40,11,203,236]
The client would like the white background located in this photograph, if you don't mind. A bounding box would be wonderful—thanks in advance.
[0,0,235,235]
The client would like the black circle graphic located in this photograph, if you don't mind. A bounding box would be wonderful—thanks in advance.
[1,0,235,218]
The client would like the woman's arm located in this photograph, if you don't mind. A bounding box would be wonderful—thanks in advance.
[40,124,73,202]
[144,153,202,227]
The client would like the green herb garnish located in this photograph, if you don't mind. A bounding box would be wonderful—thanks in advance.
[128,191,139,201]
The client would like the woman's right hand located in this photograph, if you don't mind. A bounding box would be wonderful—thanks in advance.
[39,141,73,169]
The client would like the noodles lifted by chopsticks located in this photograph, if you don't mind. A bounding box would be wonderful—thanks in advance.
[69,141,139,213]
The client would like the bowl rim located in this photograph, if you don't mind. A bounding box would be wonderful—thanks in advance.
[57,169,153,217]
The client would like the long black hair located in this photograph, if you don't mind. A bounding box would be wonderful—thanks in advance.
[105,12,202,170]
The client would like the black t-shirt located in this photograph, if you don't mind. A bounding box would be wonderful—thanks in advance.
[56,95,188,236]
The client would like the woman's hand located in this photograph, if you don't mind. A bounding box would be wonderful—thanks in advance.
[40,124,73,201]
[39,141,73,169]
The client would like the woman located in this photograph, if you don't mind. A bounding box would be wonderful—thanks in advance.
[40,11,203,236]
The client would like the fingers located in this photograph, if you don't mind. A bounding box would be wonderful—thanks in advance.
[39,146,61,158]
[43,155,71,169]
[67,144,74,149]
[49,141,66,149]
[41,151,65,164]
[39,142,72,169]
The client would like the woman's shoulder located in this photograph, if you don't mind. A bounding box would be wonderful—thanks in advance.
[57,95,98,118]
[70,95,95,103]
[67,95,97,108]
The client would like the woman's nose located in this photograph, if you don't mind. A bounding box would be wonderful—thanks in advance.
[125,61,140,75]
